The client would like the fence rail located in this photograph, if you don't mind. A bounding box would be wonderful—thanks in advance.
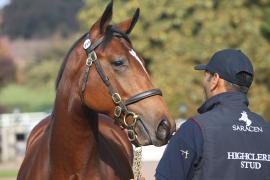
[0,112,48,161]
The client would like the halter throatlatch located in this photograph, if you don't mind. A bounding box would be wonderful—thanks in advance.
[81,30,162,143]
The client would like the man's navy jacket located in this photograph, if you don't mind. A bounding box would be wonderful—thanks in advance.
[156,92,270,180]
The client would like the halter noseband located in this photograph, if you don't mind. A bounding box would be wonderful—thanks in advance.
[81,30,162,143]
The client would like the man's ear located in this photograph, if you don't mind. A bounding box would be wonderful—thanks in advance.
[210,73,220,91]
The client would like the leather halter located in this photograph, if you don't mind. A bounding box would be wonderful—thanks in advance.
[81,30,162,143]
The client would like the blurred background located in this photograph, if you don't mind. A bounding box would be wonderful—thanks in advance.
[0,0,270,179]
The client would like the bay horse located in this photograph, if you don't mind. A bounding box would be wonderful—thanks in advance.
[18,2,175,180]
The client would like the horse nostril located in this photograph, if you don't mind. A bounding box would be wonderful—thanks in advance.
[156,119,170,141]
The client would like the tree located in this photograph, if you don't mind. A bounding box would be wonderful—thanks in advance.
[0,58,16,86]
[0,37,16,88]
[0,38,73,113]
[2,0,84,39]
[77,0,270,120]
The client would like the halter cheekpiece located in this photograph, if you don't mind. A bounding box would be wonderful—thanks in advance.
[81,28,162,144]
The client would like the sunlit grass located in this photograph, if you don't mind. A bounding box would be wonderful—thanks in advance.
[0,84,55,113]
[0,170,17,177]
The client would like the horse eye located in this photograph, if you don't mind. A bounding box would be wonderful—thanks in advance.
[112,60,124,67]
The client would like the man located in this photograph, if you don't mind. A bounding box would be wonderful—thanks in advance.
[156,49,270,180]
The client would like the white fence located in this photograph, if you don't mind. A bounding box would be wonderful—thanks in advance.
[0,112,48,161]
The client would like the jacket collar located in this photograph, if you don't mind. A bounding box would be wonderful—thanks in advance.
[198,92,249,114]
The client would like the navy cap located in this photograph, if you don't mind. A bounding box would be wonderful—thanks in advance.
[194,49,254,87]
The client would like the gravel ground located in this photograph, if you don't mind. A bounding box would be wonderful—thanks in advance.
[142,161,158,180]
[0,158,22,180]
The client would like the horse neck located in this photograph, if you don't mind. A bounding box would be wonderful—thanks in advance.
[49,85,99,174]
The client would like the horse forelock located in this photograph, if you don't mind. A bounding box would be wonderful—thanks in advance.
[101,25,131,49]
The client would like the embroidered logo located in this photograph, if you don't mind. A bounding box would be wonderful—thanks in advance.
[180,150,189,159]
[239,111,252,126]
[232,111,263,133]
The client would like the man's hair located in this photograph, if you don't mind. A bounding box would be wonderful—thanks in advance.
[224,80,249,94]
[207,71,251,94]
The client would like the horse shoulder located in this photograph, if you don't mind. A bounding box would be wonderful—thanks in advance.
[26,115,51,149]
[18,116,51,180]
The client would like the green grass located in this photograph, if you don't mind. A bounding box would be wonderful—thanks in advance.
[0,170,17,177]
[0,84,55,112]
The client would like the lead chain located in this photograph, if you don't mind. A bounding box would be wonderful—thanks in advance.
[133,146,142,180]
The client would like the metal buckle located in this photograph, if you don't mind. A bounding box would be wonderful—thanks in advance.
[114,106,122,117]
[123,112,138,127]
[85,51,97,67]
[86,57,93,66]
[127,129,137,141]
[112,93,121,104]
[89,51,97,61]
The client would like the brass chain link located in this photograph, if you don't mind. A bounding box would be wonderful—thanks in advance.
[133,146,142,180]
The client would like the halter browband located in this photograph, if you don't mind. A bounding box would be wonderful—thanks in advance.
[81,29,162,143]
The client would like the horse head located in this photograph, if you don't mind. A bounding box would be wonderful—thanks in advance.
[58,1,176,146]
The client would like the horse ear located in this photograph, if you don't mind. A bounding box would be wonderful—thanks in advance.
[90,1,113,36]
[100,1,113,33]
[115,8,140,34]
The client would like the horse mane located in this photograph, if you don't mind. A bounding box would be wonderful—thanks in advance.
[55,33,87,90]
